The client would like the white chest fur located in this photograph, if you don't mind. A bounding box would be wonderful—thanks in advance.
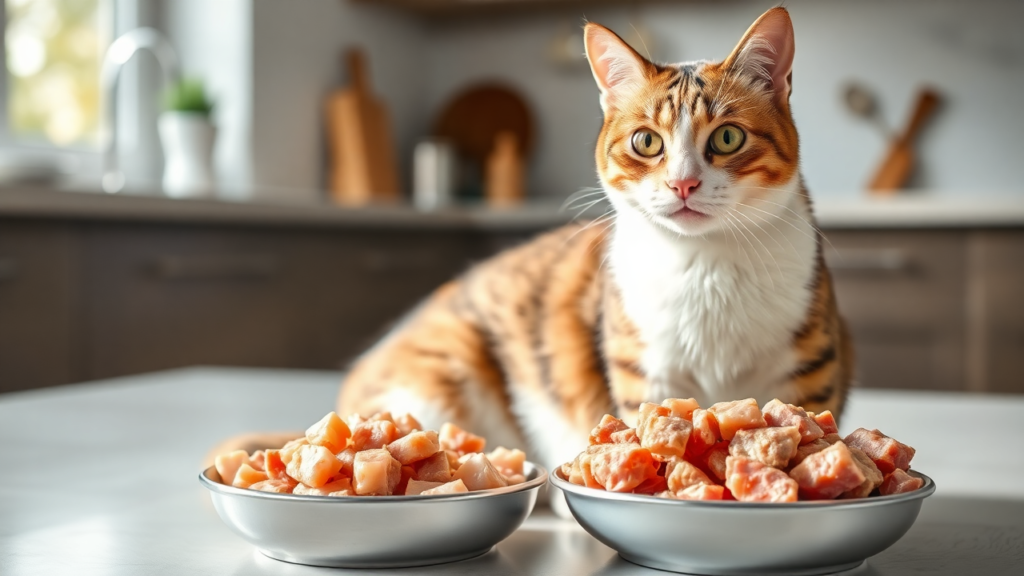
[607,193,818,407]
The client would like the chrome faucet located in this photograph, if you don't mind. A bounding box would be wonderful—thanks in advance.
[100,28,180,193]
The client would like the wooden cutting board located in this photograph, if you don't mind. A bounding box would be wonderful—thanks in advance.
[434,84,534,168]
[325,49,400,205]
[868,89,941,194]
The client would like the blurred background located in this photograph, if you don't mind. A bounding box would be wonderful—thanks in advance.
[0,0,1021,395]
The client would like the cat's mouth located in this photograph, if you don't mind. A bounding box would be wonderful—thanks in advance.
[669,205,711,221]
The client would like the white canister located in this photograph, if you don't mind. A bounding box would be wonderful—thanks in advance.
[158,111,217,199]
[412,140,456,211]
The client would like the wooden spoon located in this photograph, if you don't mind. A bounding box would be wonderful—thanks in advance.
[868,89,941,194]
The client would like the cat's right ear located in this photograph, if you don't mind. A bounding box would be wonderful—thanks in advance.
[584,23,652,112]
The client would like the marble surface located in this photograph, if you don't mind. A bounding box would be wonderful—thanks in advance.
[1,367,1022,575]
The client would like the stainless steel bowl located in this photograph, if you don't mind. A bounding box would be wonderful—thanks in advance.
[551,468,934,576]
[200,462,547,568]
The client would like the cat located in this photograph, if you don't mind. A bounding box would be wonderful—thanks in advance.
[339,7,852,485]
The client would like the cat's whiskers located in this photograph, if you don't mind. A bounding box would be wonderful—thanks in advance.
[735,202,803,262]
[722,212,772,289]
[728,209,780,289]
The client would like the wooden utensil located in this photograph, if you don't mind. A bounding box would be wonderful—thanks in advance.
[325,49,400,205]
[868,89,941,194]
[485,131,524,207]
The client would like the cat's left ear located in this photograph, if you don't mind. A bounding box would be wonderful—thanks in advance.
[584,23,654,112]
[723,7,795,107]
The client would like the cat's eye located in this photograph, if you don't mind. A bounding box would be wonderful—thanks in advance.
[631,129,664,157]
[709,124,746,155]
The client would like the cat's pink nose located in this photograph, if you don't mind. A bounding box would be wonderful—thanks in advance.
[668,179,701,200]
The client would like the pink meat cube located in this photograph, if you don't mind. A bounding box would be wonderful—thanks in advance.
[353,449,402,495]
[725,456,799,503]
[728,426,802,469]
[394,413,423,437]
[610,428,640,444]
[702,441,731,482]
[305,411,352,454]
[580,443,658,492]
[878,469,925,496]
[841,446,884,499]
[633,475,668,495]
[666,459,713,493]
[843,428,915,475]
[215,450,251,486]
[439,422,487,456]
[231,464,268,489]
[790,438,830,467]
[686,409,721,457]
[453,453,509,491]
[287,444,344,488]
[386,430,440,465]
[351,420,400,451]
[589,414,631,445]
[420,479,469,495]
[405,479,444,495]
[279,438,308,464]
[640,415,693,461]
[788,442,866,500]
[293,477,353,496]
[249,450,266,472]
[413,450,453,483]
[813,410,839,435]
[761,399,824,445]
[823,433,843,444]
[636,403,671,439]
[336,448,356,478]
[486,447,526,478]
[661,398,700,420]
[675,484,726,501]
[708,398,767,440]
[249,478,297,493]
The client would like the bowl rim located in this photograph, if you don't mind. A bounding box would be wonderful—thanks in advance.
[550,467,935,509]
[200,460,548,503]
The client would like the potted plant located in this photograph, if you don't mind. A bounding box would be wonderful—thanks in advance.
[159,78,216,198]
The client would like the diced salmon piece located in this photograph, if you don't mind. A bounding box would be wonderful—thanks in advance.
[640,415,693,461]
[353,449,402,495]
[249,478,297,493]
[351,420,400,451]
[264,449,288,480]
[394,413,423,437]
[788,442,866,500]
[676,484,726,501]
[661,398,700,421]
[293,477,353,496]
[686,409,721,457]
[215,450,250,485]
[842,446,884,499]
[249,450,265,472]
[395,465,417,496]
[486,447,526,478]
[633,475,668,495]
[702,441,731,482]
[725,456,799,503]
[420,479,469,495]
[405,479,444,495]
[563,456,585,486]
[346,413,367,430]
[279,438,309,464]
[232,463,269,489]
[287,444,344,488]
[761,399,824,445]
[637,403,672,438]
[708,398,767,440]
[729,426,802,469]
[369,411,395,423]
[305,411,352,454]
[445,450,461,470]
[579,443,659,492]
[438,422,486,456]
[589,414,630,445]
[453,453,509,491]
[666,459,714,493]
[823,433,842,444]
[336,448,356,478]
[878,469,924,496]
[505,474,526,485]
[386,430,440,465]
[813,410,839,435]
[843,428,915,475]
[413,451,453,483]
[790,439,830,467]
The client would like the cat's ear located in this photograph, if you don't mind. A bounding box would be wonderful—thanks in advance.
[723,7,795,106]
[584,23,653,112]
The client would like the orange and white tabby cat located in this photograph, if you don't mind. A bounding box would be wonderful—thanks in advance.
[339,8,852,481]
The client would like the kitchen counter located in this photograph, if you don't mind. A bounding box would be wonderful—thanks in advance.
[1,186,1023,230]
[1,367,1022,575]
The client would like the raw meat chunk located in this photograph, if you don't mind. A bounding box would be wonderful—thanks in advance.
[640,415,693,461]
[633,475,668,495]
[843,428,915,474]
[394,413,423,437]
[353,449,402,496]
[249,450,265,472]
[702,441,731,482]
[287,444,344,488]
[813,410,839,435]
[386,430,440,465]
[708,398,767,440]
[580,443,658,492]
[351,420,400,451]
[842,446,884,499]
[395,465,416,496]
[666,459,713,493]
[231,463,268,489]
[305,411,352,454]
[215,450,250,485]
[405,479,444,495]
[293,477,353,496]
[661,398,700,421]
[439,422,486,456]
[505,474,526,485]
[562,456,585,486]
[453,453,509,491]
[725,456,799,502]
[790,439,830,467]
[686,409,721,457]
[610,428,639,444]
[761,399,824,445]
[420,479,469,495]
[279,438,309,464]
[369,411,395,423]
[788,442,866,500]
[264,449,288,480]
[249,478,296,493]
[676,484,725,501]
[413,451,453,483]
[729,426,801,469]
[823,433,843,444]
[486,447,526,478]
[636,403,671,438]
[878,469,924,496]
[336,448,356,478]
[589,414,630,445]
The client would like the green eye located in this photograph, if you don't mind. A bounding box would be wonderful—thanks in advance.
[709,124,745,155]
[631,129,664,157]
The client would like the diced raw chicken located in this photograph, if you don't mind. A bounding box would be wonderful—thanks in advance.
[395,465,416,496]
[486,447,526,478]
[351,420,400,451]
[823,433,843,444]
[728,426,802,469]
[708,398,767,440]
[305,411,352,454]
[666,459,713,493]
[336,448,356,478]
[788,442,866,500]
[386,430,440,465]
[790,439,830,467]
[686,409,721,457]
[439,422,486,455]
[287,444,344,488]
[420,479,469,495]
[279,438,309,464]
[589,414,630,445]
[346,413,367,430]
[842,446,884,499]
[405,479,444,495]
[264,449,289,480]
[843,428,915,475]
[394,413,423,437]
[675,484,726,501]
[453,453,509,491]
[633,475,668,495]
[353,449,402,496]
[640,415,693,461]
[661,398,700,421]
[761,399,824,445]
[249,450,265,472]
[231,463,268,489]
[813,410,839,435]
[445,450,461,470]
[413,451,453,483]
[610,429,639,444]
[579,443,658,492]
[725,456,799,503]
[369,411,395,423]
[636,403,671,438]
[702,441,731,482]
[505,474,526,485]
[215,450,250,485]
[878,469,924,496]
[249,478,297,493]
[293,477,353,496]
[563,456,585,486]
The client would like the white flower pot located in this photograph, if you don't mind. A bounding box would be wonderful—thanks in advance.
[158,111,216,198]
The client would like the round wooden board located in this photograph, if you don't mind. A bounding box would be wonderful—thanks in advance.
[433,84,534,166]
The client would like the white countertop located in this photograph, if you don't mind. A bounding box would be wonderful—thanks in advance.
[1,367,1023,575]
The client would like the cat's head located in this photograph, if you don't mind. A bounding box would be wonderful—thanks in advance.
[586,8,801,237]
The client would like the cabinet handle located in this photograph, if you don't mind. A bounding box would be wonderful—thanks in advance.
[0,258,16,281]
[825,248,914,275]
[153,254,279,280]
